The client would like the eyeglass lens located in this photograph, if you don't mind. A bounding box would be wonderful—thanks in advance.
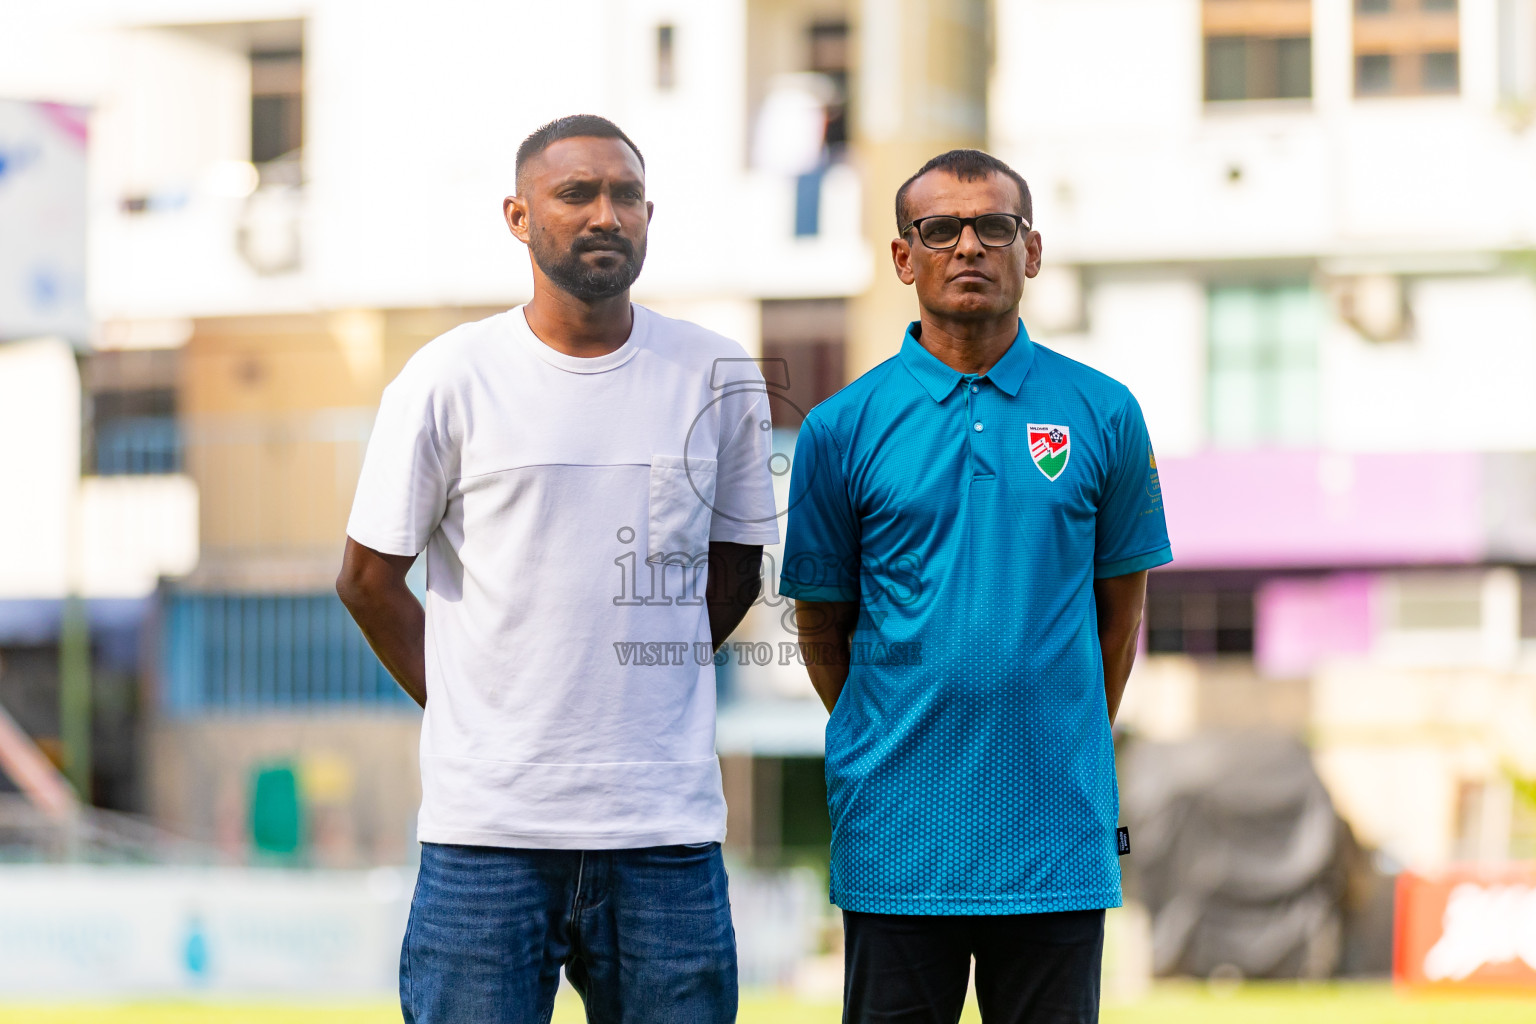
[918,215,1020,248]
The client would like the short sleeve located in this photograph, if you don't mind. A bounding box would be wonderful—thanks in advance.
[345,369,449,557]
[779,415,861,602]
[1094,392,1173,579]
[710,384,782,545]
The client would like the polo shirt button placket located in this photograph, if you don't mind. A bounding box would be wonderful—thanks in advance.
[960,376,976,440]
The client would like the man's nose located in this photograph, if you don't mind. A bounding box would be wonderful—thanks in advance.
[589,191,621,232]
[954,223,985,257]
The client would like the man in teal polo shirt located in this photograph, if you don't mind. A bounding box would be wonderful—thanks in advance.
[781,149,1171,1023]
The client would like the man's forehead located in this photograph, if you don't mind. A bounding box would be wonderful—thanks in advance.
[905,170,1019,217]
[528,136,644,184]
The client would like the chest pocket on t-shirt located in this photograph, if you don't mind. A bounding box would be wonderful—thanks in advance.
[647,455,717,567]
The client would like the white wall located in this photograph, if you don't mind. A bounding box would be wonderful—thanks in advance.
[78,475,199,597]
[1039,276,1207,457]
[1325,275,1536,452]
[0,339,79,599]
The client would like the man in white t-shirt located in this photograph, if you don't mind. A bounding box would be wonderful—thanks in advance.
[337,115,779,1024]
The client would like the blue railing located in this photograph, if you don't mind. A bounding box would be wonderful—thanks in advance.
[95,416,182,475]
[161,592,415,714]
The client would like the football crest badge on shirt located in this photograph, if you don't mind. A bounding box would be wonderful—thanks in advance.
[1028,424,1070,480]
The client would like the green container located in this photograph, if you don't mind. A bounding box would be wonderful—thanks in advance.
[250,763,303,857]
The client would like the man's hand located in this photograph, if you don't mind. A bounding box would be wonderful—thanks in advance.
[1094,569,1148,726]
[336,538,427,708]
[794,599,859,713]
[706,543,763,652]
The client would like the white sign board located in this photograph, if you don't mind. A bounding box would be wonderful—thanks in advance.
[0,865,412,995]
[0,863,834,996]
[0,99,89,342]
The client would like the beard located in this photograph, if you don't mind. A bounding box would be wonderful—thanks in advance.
[531,228,647,302]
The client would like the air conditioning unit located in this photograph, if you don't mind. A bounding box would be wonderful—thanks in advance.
[1333,273,1410,343]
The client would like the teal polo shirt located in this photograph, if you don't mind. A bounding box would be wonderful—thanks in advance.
[779,320,1172,915]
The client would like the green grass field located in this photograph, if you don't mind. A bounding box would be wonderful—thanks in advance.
[0,984,1532,1024]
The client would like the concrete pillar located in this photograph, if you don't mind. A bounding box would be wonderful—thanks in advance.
[847,0,990,379]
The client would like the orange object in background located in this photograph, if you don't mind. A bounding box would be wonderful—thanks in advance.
[1394,865,1536,989]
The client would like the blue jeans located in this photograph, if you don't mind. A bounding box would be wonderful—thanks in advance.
[400,842,738,1024]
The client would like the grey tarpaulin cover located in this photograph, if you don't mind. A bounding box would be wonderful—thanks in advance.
[1119,734,1354,979]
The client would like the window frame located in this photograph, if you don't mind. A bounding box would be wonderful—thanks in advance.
[1352,0,1461,98]
[1202,0,1315,104]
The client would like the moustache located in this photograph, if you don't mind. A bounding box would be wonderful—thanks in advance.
[572,235,636,258]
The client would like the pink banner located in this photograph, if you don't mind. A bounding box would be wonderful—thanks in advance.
[1159,450,1483,569]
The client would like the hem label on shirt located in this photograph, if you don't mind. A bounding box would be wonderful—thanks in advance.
[1116,826,1131,856]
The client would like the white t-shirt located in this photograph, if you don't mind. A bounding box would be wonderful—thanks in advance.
[346,304,780,849]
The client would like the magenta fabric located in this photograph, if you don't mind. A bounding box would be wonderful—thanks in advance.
[1255,574,1376,677]
[1159,450,1482,569]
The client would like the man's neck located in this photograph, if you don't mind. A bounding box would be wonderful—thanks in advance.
[914,307,1020,376]
[523,287,634,358]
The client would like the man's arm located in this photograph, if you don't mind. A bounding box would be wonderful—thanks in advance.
[794,599,859,713]
[1094,569,1148,725]
[336,538,427,708]
[706,542,763,651]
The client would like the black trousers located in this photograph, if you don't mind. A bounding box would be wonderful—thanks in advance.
[842,909,1105,1024]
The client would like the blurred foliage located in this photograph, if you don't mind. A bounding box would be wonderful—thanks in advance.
[1505,762,1536,811]
[1502,249,1536,279]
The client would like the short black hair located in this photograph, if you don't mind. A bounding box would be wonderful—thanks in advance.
[894,149,1032,233]
[515,115,645,193]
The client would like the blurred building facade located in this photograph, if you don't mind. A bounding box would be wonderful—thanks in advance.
[991,0,1536,876]
[0,0,873,866]
[0,0,1533,888]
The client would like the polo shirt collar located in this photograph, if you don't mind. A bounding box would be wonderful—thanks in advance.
[899,319,1036,401]
[985,320,1034,396]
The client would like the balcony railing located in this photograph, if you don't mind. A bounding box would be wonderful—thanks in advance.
[161,591,413,714]
[93,416,182,475]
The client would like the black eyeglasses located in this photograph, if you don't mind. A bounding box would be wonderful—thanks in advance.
[902,213,1030,249]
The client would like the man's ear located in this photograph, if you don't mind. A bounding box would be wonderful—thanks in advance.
[1024,230,1043,279]
[505,195,531,244]
[892,236,917,286]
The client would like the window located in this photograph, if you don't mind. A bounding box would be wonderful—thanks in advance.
[1203,0,1313,102]
[656,24,676,91]
[251,49,303,165]
[1207,283,1320,447]
[1390,576,1482,631]
[761,300,846,430]
[1146,583,1255,655]
[808,21,850,148]
[85,349,181,475]
[1354,0,1460,96]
